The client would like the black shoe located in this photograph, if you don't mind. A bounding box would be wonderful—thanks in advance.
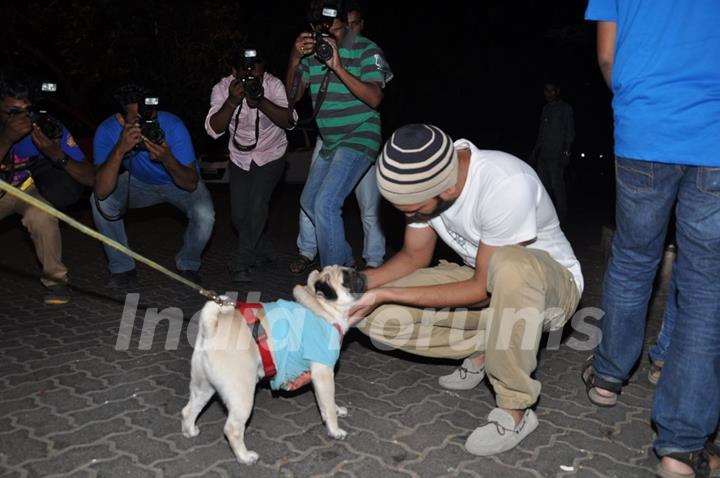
[105,269,138,290]
[44,283,71,305]
[177,269,202,285]
[231,268,252,283]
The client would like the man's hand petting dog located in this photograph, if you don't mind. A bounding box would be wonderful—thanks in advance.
[348,290,381,326]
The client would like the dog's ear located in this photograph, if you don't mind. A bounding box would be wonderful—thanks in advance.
[313,279,338,301]
[342,269,368,295]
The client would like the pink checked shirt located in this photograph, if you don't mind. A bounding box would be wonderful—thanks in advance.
[204,73,296,170]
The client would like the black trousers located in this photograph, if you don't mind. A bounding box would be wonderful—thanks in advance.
[228,158,286,270]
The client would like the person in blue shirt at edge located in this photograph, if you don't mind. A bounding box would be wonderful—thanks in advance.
[583,1,720,477]
[0,73,95,305]
[91,84,215,289]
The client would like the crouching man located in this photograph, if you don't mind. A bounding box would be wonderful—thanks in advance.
[350,124,583,455]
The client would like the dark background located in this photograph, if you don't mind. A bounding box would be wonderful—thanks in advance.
[1,0,615,197]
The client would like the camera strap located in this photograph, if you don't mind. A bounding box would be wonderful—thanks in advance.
[287,66,332,129]
[230,102,259,152]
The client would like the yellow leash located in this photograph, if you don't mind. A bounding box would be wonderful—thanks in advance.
[0,179,229,305]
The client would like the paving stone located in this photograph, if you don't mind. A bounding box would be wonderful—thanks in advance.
[344,408,412,438]
[341,457,415,477]
[54,372,107,395]
[109,430,176,466]
[395,420,464,453]
[344,430,420,467]
[214,460,293,478]
[35,387,92,414]
[48,417,128,451]
[462,456,542,478]
[153,441,233,477]
[24,444,114,477]
[574,453,655,478]
[12,406,74,438]
[124,408,181,438]
[86,455,160,478]
[0,428,50,466]
[282,443,358,476]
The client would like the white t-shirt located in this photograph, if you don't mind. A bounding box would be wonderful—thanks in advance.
[409,139,584,295]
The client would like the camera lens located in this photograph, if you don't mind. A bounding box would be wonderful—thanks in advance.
[315,38,333,62]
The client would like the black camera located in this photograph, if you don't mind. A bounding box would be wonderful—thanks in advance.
[30,83,64,140]
[311,6,338,63]
[137,97,165,145]
[240,49,264,101]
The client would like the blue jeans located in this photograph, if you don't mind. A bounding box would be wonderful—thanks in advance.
[648,263,677,365]
[299,147,371,267]
[592,158,720,455]
[91,172,215,273]
[297,140,385,266]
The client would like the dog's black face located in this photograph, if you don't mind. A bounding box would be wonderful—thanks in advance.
[342,268,367,295]
[310,266,367,303]
[314,279,338,301]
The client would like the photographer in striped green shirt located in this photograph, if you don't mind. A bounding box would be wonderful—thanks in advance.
[286,1,390,268]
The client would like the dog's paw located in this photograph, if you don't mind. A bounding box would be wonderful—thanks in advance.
[336,406,348,417]
[327,427,348,440]
[238,451,259,465]
[182,423,199,438]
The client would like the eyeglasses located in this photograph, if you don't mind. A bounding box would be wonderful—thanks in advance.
[0,107,30,116]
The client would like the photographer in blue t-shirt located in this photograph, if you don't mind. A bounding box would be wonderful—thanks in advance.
[91,84,215,289]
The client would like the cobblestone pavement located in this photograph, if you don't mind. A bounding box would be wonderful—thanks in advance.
[0,185,674,477]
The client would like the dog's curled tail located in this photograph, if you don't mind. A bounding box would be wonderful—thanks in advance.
[199,299,233,339]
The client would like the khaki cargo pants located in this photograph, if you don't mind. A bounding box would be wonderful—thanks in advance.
[356,246,580,409]
[0,183,68,286]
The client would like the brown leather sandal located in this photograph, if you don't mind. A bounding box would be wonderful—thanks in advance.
[581,359,622,407]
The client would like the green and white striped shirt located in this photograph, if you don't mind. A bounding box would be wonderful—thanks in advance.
[299,31,389,160]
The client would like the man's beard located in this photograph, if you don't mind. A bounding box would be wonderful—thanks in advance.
[406,197,457,223]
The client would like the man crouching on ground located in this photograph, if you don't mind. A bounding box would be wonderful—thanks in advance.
[349,124,584,456]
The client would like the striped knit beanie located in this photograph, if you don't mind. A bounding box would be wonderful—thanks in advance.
[376,124,458,205]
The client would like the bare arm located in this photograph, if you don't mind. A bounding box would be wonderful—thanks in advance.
[208,79,245,135]
[61,156,95,187]
[142,139,198,192]
[363,225,438,289]
[286,32,313,103]
[597,21,617,89]
[376,242,496,309]
[325,38,383,108]
[94,122,141,200]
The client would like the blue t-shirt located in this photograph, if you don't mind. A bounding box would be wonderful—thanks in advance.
[93,111,196,185]
[8,128,85,185]
[586,0,720,166]
[263,300,342,391]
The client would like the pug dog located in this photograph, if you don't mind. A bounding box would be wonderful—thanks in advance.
[181,265,366,465]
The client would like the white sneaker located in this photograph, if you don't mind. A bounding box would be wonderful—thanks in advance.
[438,358,486,390]
[465,408,538,456]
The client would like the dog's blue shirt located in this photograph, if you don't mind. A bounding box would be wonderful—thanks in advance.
[263,300,342,391]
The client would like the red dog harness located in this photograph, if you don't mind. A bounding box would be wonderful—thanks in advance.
[236,301,346,389]
[236,302,277,379]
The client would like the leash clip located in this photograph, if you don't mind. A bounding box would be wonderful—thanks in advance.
[200,289,236,307]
